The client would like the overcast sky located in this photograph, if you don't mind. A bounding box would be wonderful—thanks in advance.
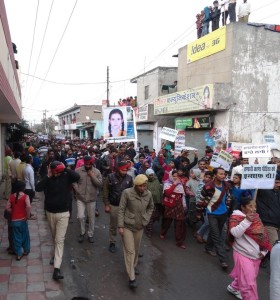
[4,0,280,124]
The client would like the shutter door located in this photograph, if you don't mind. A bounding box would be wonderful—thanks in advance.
[137,130,153,150]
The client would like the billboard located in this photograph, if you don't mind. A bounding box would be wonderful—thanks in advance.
[187,26,226,63]
[103,106,137,142]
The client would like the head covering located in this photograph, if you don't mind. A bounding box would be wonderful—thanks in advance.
[28,146,35,154]
[50,161,65,174]
[134,174,148,186]
[84,155,95,165]
[146,168,155,176]
[117,161,130,171]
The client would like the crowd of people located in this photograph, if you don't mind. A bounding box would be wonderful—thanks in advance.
[2,136,280,298]
[196,0,251,38]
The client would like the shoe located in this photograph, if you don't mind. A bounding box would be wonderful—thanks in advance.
[109,243,116,253]
[134,267,140,275]
[196,234,204,244]
[88,236,94,243]
[227,284,242,299]
[49,256,54,265]
[160,234,165,240]
[129,279,137,289]
[16,254,24,261]
[95,209,99,217]
[177,244,186,249]
[205,249,217,257]
[221,262,229,270]
[23,252,29,256]
[138,253,143,258]
[53,268,64,280]
[28,214,37,220]
[78,234,85,243]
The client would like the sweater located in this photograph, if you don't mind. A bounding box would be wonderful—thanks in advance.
[230,210,267,260]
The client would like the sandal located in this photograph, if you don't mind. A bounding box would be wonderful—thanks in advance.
[23,252,30,256]
[16,255,24,261]
[177,244,186,249]
[159,234,165,240]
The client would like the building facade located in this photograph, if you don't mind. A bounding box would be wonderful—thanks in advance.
[131,67,178,151]
[0,0,22,177]
[56,104,103,139]
[153,23,280,156]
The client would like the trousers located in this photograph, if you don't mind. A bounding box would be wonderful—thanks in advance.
[12,220,30,256]
[77,200,96,237]
[109,205,119,243]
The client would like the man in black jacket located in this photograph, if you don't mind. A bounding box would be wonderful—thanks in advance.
[36,161,80,280]
[257,176,280,245]
[211,1,221,31]
[103,161,133,253]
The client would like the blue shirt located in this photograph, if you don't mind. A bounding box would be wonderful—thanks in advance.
[207,184,227,215]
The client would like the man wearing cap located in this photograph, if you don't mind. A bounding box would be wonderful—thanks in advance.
[73,156,102,243]
[103,161,133,253]
[118,174,154,289]
[36,161,80,281]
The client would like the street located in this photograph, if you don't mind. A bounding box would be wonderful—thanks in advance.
[62,201,270,300]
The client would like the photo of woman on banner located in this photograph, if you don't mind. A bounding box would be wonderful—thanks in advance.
[203,85,212,109]
[105,108,127,138]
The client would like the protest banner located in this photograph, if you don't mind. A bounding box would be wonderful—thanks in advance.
[159,127,178,142]
[242,144,271,158]
[174,130,186,156]
[263,133,278,150]
[210,153,220,168]
[240,164,277,189]
[216,150,233,171]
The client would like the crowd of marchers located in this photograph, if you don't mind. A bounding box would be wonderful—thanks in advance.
[2,137,280,298]
[196,0,251,38]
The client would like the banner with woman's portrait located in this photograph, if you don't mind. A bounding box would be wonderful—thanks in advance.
[103,106,137,142]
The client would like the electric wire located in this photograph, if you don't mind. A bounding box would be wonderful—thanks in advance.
[25,0,55,107]
[27,0,78,109]
[24,0,40,102]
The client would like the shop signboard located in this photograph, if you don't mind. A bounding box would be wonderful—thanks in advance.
[154,84,214,115]
[175,116,211,130]
[137,104,148,121]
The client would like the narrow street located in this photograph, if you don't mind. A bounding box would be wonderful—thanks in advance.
[62,200,270,300]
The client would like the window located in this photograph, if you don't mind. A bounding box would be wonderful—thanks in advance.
[144,85,149,100]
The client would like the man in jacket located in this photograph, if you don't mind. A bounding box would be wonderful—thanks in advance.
[257,176,280,245]
[211,1,221,31]
[118,174,154,289]
[36,161,80,281]
[103,161,133,253]
[73,156,103,243]
[228,0,237,22]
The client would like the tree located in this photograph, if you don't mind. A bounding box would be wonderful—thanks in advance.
[19,118,30,129]
[33,116,58,134]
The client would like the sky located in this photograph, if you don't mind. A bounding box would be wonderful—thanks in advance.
[4,0,280,125]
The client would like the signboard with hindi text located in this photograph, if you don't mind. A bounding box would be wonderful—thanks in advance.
[159,127,178,142]
[241,164,277,189]
[187,26,226,63]
[154,84,214,115]
[216,150,233,171]
[242,144,271,158]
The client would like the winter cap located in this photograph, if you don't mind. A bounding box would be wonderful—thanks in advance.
[84,155,95,165]
[134,174,148,186]
[146,168,155,176]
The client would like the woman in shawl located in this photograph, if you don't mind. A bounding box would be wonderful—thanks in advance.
[160,170,187,249]
[227,194,271,300]
[145,169,163,238]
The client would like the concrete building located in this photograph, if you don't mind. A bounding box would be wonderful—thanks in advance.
[0,0,22,177]
[131,67,178,151]
[56,104,103,139]
[154,23,280,156]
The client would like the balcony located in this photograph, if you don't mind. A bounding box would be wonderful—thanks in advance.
[64,123,77,130]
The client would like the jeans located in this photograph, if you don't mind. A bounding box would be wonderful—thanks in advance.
[206,213,228,263]
[12,220,30,256]
[201,21,209,37]
[228,3,236,22]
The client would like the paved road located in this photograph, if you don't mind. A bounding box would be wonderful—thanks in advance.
[61,200,270,300]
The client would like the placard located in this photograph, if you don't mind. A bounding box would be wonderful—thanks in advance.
[242,144,271,158]
[159,127,178,142]
[216,150,233,171]
[263,133,278,150]
[241,164,277,189]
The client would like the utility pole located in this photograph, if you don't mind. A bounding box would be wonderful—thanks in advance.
[107,66,110,107]
[43,109,48,134]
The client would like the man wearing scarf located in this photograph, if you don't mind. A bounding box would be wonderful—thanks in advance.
[103,161,133,253]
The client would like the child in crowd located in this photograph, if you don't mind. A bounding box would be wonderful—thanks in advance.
[195,171,213,243]
[5,181,31,261]
[227,195,271,300]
